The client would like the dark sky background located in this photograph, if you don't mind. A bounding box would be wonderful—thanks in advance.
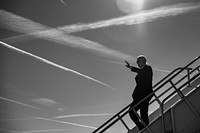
[0,0,200,133]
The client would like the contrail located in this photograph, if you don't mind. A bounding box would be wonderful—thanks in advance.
[105,60,187,76]
[0,3,197,88]
[105,60,130,65]
[0,117,37,121]
[33,117,98,130]
[59,0,67,6]
[0,117,108,132]
[0,9,133,61]
[0,112,110,132]
[24,129,70,133]
[0,128,69,133]
[0,41,116,90]
[58,2,200,33]
[153,68,186,76]
[3,2,200,43]
[0,113,112,120]
[53,113,112,119]
[0,96,41,110]
[0,128,25,133]
[57,101,129,112]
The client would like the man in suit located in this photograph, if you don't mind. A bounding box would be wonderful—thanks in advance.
[125,55,153,131]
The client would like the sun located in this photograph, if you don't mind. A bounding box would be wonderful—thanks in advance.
[116,0,144,14]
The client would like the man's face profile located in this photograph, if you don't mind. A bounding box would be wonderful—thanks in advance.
[137,57,146,68]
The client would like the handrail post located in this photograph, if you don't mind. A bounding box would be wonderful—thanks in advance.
[187,68,192,87]
[197,66,200,72]
[169,80,184,99]
[161,72,200,133]
[117,114,130,131]
[161,102,166,133]
[170,108,175,133]
[154,94,162,106]
[92,56,200,133]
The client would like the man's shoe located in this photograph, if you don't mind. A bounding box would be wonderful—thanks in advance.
[138,125,144,131]
[127,128,135,133]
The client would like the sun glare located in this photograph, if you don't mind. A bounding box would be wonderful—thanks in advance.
[116,0,144,14]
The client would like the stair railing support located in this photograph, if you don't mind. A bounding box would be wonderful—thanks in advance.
[187,68,192,87]
[117,114,130,131]
[161,73,200,133]
[170,108,175,133]
[93,56,200,133]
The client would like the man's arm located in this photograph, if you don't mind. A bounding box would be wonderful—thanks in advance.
[125,60,140,73]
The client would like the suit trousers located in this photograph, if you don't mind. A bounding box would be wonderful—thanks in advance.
[129,98,150,130]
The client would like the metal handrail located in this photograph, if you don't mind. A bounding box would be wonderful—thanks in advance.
[155,56,200,94]
[153,67,192,103]
[92,67,190,133]
[161,66,200,133]
[92,69,181,133]
[96,69,189,133]
[149,67,192,105]
[92,56,200,133]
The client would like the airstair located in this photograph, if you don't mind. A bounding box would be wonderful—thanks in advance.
[92,56,200,133]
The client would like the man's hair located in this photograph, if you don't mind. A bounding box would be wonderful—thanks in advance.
[137,55,147,63]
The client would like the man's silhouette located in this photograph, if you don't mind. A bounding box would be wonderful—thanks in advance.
[125,55,153,132]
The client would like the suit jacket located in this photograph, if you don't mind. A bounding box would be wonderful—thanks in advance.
[131,65,153,101]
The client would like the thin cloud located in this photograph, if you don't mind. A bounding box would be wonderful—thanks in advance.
[31,98,58,107]
[0,41,116,90]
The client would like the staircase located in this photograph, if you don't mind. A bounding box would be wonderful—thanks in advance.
[92,56,200,133]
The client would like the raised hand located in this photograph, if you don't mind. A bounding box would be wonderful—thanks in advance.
[125,60,131,68]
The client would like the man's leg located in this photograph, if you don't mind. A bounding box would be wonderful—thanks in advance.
[129,101,144,130]
[140,100,150,126]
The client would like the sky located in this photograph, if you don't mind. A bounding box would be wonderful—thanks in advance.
[0,0,200,133]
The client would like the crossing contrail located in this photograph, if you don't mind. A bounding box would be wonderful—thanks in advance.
[0,2,197,88]
[0,41,117,90]
[2,2,199,61]
[0,9,133,61]
[2,2,200,44]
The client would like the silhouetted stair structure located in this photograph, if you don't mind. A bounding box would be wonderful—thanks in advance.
[92,56,200,133]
